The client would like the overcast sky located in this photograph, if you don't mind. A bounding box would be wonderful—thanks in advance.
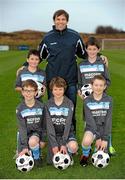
[0,0,125,33]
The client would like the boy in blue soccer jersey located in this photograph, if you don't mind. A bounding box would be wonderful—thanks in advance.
[16,80,46,167]
[15,49,46,100]
[45,77,78,165]
[78,37,115,155]
[80,75,114,167]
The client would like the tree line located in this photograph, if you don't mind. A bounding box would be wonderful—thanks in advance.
[95,26,125,34]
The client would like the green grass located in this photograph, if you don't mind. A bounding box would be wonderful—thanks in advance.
[0,50,125,179]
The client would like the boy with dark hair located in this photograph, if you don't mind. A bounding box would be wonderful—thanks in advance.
[80,75,113,167]
[78,36,110,100]
[15,49,46,100]
[45,77,78,164]
[16,79,46,167]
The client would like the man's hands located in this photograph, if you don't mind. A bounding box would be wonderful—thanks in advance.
[16,66,25,76]
[100,55,108,67]
[77,90,84,100]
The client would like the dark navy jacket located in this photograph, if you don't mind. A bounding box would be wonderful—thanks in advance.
[38,26,86,86]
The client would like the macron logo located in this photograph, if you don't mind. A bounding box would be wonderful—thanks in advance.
[50,42,57,45]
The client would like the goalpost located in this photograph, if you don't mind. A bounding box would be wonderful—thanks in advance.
[101,39,125,50]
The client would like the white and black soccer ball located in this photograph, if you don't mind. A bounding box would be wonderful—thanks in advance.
[81,84,92,98]
[91,150,110,168]
[35,81,44,98]
[53,152,71,170]
[16,153,34,172]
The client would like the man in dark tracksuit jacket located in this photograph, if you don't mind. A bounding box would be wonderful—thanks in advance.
[38,26,85,87]
[38,10,86,132]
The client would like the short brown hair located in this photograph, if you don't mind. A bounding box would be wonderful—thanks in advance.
[91,75,106,85]
[53,9,69,21]
[22,79,38,91]
[86,37,100,49]
[49,77,67,91]
[27,49,40,59]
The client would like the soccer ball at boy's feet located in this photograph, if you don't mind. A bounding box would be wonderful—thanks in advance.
[16,153,34,172]
[35,81,44,98]
[91,150,110,168]
[52,152,71,170]
[81,84,92,99]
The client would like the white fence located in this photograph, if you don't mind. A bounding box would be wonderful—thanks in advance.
[0,45,9,51]
[101,39,125,50]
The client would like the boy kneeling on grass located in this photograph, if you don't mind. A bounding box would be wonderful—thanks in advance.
[80,75,113,167]
[16,79,46,167]
[45,77,78,165]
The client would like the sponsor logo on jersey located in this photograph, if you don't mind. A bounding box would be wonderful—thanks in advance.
[84,72,101,79]
[27,117,41,124]
[92,110,107,117]
[52,117,66,125]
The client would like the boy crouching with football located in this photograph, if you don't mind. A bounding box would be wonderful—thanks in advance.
[80,75,113,167]
[45,77,78,166]
[16,79,46,167]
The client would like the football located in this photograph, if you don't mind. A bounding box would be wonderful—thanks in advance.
[53,152,71,170]
[81,84,92,98]
[16,153,34,172]
[91,150,110,168]
[35,81,44,98]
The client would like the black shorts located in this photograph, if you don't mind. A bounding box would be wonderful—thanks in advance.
[17,131,42,153]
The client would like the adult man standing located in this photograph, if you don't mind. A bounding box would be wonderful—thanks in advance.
[38,9,87,132]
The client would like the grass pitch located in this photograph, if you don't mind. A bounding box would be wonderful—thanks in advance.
[0,50,125,179]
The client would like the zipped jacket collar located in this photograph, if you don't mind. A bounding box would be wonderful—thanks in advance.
[52,25,67,35]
